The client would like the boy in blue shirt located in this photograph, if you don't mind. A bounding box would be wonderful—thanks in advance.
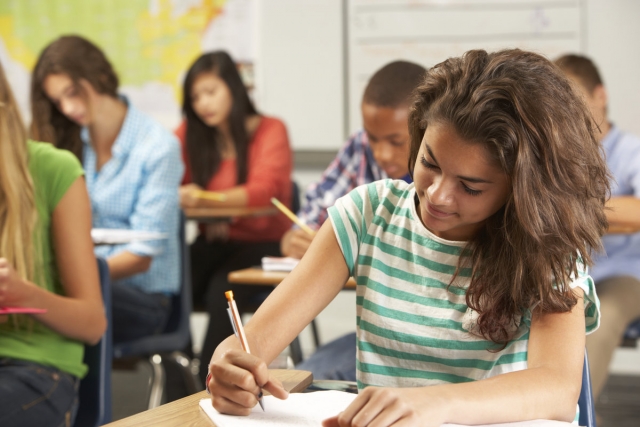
[556,54,640,402]
[280,60,426,380]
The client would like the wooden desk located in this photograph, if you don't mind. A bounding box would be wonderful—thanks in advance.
[228,267,357,289]
[184,206,277,221]
[104,369,312,427]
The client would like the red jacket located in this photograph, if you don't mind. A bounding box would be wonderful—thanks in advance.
[176,116,293,242]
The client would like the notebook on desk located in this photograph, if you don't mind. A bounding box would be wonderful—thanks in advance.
[199,391,356,426]
[198,391,574,426]
[91,229,168,245]
[261,256,299,272]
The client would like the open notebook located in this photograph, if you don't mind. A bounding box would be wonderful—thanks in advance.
[198,391,575,426]
[91,229,168,245]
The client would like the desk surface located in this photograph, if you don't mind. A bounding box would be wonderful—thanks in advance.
[184,206,278,221]
[608,223,640,234]
[228,267,357,289]
[104,369,312,427]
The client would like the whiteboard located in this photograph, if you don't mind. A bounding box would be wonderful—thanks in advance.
[346,0,585,133]
[256,0,345,151]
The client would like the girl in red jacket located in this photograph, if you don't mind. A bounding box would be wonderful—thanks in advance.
[177,51,292,381]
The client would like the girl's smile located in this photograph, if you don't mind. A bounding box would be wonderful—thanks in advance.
[425,202,455,218]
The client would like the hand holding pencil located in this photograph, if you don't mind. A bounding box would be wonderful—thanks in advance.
[205,291,289,415]
[179,184,227,208]
[271,198,315,236]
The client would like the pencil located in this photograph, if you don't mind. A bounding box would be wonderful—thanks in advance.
[194,189,227,202]
[270,197,315,236]
[225,290,265,411]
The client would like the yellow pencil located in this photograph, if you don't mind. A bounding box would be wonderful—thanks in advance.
[194,190,227,202]
[270,197,315,235]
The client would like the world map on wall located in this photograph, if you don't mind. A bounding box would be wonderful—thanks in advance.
[0,0,255,129]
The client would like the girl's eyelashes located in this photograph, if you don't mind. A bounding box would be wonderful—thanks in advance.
[420,155,439,170]
[421,155,483,196]
[462,184,482,196]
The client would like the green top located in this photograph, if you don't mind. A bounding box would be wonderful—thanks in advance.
[0,141,87,378]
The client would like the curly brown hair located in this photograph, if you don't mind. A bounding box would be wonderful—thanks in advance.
[30,35,119,160]
[408,49,609,344]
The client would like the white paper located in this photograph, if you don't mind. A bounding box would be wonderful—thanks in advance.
[91,229,168,245]
[443,421,574,427]
[199,392,575,427]
[199,391,357,426]
[261,256,300,272]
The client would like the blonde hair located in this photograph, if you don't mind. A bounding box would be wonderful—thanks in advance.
[0,61,38,283]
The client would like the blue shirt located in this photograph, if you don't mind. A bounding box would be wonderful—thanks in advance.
[591,125,640,283]
[298,129,412,229]
[82,100,184,294]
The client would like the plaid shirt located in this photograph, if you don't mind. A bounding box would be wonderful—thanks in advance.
[82,100,184,294]
[299,129,411,229]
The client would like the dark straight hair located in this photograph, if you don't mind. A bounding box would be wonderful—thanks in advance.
[182,51,258,186]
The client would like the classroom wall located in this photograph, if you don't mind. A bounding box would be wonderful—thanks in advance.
[2,0,638,163]
[259,0,640,157]
[586,0,640,136]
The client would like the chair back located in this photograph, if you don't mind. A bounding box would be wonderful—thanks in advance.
[622,319,640,347]
[75,257,112,427]
[291,181,301,214]
[113,213,192,357]
[578,349,596,427]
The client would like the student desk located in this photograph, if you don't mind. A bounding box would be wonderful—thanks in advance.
[608,223,640,234]
[228,267,357,288]
[103,369,312,427]
[183,206,277,222]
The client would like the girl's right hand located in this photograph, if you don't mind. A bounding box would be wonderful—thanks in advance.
[179,183,203,208]
[280,228,315,259]
[207,349,289,415]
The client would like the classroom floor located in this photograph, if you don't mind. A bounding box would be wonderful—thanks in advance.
[597,374,640,427]
[111,291,640,425]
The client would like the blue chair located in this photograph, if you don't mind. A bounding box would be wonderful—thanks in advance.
[112,214,200,409]
[75,257,112,427]
[578,349,596,427]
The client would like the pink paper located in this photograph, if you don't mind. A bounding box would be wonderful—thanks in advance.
[0,307,47,314]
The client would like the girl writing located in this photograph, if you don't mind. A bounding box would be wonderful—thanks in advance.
[206,49,608,426]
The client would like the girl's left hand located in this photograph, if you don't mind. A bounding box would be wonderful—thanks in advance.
[0,258,35,307]
[322,386,447,427]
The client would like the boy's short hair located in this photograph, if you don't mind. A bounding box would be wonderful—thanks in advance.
[363,60,426,108]
[554,54,603,93]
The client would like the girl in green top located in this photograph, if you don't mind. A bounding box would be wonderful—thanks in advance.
[0,62,106,426]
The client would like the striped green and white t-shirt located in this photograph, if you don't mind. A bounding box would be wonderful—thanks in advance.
[328,180,600,391]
